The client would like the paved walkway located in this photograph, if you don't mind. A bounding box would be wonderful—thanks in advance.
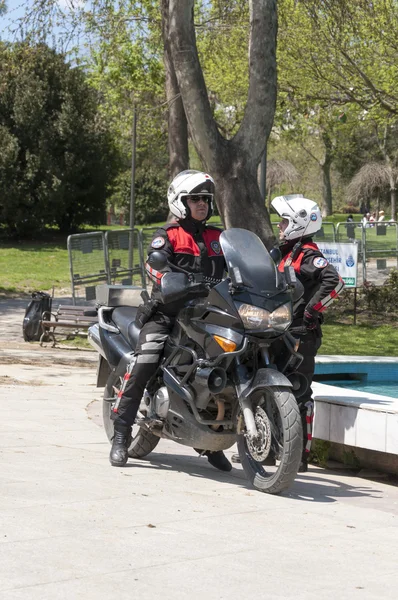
[0,297,397,598]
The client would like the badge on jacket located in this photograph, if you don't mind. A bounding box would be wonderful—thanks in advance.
[210,240,221,254]
[151,236,166,249]
[313,256,328,268]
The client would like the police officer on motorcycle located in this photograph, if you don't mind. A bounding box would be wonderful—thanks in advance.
[272,195,345,471]
[109,170,232,472]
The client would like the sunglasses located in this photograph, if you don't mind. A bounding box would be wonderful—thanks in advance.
[184,194,213,204]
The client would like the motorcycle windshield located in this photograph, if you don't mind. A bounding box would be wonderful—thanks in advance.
[220,228,280,296]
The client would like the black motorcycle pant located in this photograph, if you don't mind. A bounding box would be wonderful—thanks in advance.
[111,311,174,431]
[296,329,322,459]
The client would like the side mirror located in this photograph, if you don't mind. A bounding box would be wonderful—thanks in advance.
[270,247,282,265]
[160,272,190,304]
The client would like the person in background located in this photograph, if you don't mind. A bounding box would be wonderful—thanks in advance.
[345,214,356,242]
[378,210,385,222]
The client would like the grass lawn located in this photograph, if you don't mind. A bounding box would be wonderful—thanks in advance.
[0,213,396,297]
[0,240,70,294]
[321,325,398,356]
[61,324,398,356]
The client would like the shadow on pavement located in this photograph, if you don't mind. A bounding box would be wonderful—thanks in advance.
[120,451,383,502]
[287,469,382,503]
[122,451,251,489]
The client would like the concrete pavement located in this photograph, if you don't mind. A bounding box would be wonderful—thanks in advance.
[1,295,398,598]
[1,357,398,600]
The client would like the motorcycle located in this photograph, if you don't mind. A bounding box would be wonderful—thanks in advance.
[88,228,307,494]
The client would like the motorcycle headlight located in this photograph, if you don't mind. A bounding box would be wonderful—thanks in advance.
[237,303,292,332]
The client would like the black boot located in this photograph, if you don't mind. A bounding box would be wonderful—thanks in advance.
[204,450,232,472]
[109,427,131,467]
[298,458,308,473]
[194,448,232,472]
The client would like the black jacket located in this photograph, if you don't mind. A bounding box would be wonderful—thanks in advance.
[145,219,225,315]
[278,238,345,324]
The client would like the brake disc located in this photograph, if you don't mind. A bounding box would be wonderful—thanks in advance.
[245,406,272,462]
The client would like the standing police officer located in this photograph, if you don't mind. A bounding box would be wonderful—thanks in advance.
[109,170,232,472]
[272,195,345,472]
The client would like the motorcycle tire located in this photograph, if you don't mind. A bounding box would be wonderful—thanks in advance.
[103,371,160,459]
[237,386,302,495]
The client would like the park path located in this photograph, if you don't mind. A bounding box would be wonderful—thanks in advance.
[0,294,397,598]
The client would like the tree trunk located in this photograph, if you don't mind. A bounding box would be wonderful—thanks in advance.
[215,143,274,244]
[321,160,333,217]
[320,131,334,217]
[161,0,189,223]
[390,188,397,221]
[168,0,277,248]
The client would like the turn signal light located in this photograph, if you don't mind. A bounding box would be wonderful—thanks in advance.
[213,335,237,352]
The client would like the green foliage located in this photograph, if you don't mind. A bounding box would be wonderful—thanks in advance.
[0,41,118,236]
[109,166,168,225]
[310,440,331,468]
[363,269,398,313]
[342,449,360,470]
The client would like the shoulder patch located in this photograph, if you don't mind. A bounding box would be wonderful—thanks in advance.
[313,256,328,269]
[151,236,166,249]
[210,240,221,254]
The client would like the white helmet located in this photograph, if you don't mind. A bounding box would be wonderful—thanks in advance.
[167,170,215,220]
[271,194,322,241]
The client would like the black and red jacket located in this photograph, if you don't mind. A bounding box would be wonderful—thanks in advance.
[278,239,345,325]
[145,219,225,315]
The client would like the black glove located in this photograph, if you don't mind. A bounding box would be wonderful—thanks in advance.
[135,299,158,328]
[303,306,319,330]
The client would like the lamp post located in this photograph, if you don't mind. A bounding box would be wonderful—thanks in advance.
[128,105,138,274]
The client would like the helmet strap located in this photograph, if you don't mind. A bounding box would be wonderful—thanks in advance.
[284,241,302,267]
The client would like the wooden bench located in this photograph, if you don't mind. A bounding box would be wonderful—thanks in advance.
[40,304,98,347]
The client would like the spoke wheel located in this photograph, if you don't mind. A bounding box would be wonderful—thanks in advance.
[237,386,302,495]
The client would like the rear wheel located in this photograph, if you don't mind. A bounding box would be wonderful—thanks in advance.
[103,371,160,458]
[237,386,302,494]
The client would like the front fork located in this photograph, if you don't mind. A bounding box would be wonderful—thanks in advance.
[234,347,271,441]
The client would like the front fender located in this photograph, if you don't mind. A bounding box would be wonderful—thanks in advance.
[240,368,293,399]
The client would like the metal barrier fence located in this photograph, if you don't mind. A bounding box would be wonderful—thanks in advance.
[68,229,145,304]
[68,221,397,303]
[336,221,398,284]
[105,229,146,288]
[67,232,108,303]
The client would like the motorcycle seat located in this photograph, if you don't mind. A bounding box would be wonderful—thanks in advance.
[111,306,141,350]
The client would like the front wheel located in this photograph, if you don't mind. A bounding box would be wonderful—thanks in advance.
[237,386,302,495]
[103,371,160,459]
